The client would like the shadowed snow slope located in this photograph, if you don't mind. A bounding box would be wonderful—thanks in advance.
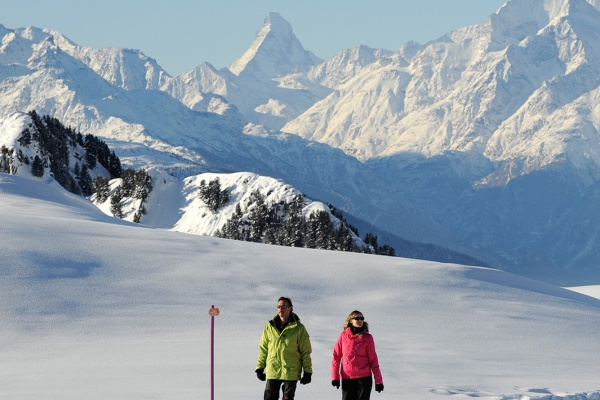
[1,173,599,400]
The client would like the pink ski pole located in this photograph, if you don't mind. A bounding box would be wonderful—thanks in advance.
[208,305,220,400]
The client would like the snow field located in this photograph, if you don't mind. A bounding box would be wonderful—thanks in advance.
[1,174,600,399]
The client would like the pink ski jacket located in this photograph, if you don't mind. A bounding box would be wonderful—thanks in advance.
[331,327,383,384]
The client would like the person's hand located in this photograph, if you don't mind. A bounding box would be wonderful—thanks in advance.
[331,379,340,389]
[255,368,266,381]
[375,383,384,392]
[300,372,312,385]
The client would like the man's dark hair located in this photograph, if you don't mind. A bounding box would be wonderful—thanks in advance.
[278,296,293,306]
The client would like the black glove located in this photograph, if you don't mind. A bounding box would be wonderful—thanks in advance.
[331,379,340,389]
[375,383,384,393]
[300,372,312,385]
[255,368,266,381]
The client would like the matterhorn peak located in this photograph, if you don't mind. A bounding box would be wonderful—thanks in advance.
[263,12,293,35]
[229,12,323,81]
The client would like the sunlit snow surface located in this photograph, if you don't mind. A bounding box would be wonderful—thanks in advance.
[567,285,600,300]
[1,173,600,400]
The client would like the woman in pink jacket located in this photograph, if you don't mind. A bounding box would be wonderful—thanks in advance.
[331,310,384,400]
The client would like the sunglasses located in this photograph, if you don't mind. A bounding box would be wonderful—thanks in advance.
[277,305,290,309]
[352,317,365,321]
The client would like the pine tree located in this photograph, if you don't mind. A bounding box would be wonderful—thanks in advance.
[198,178,229,213]
[108,151,122,178]
[133,205,146,223]
[232,203,244,240]
[17,128,32,147]
[264,226,277,244]
[378,244,396,256]
[132,169,152,200]
[99,143,110,168]
[92,176,110,203]
[305,214,318,249]
[217,203,243,240]
[84,134,98,169]
[0,146,9,173]
[17,149,28,165]
[79,164,93,196]
[110,191,123,218]
[309,210,335,249]
[364,233,378,254]
[68,174,82,195]
[86,149,97,170]
[281,195,305,247]
[31,155,44,177]
[76,132,84,147]
[337,224,354,251]
[120,169,135,197]
[248,190,268,242]
[326,228,337,250]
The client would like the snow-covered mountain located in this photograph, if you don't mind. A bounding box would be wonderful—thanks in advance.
[2,19,503,259]
[0,26,170,91]
[4,0,600,283]
[279,0,600,283]
[161,60,331,130]
[160,13,331,131]
[229,12,323,80]
[284,0,600,169]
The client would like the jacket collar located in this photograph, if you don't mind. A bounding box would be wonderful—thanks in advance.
[344,326,369,337]
[270,312,299,332]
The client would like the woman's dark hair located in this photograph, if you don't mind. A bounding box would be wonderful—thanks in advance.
[278,296,293,306]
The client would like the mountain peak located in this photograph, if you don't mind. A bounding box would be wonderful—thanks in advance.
[263,12,292,33]
[229,12,322,81]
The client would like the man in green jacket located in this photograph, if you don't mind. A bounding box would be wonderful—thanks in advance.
[256,296,313,400]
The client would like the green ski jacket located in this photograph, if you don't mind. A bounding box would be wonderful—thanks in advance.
[256,313,313,380]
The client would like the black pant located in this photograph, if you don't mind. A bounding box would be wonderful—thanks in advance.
[264,379,298,400]
[342,376,373,400]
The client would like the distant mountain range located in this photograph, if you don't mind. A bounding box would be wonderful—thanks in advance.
[2,0,600,285]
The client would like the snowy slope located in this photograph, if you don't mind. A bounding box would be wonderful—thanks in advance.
[1,174,600,400]
[171,172,352,237]
[307,45,394,89]
[93,169,365,248]
[567,284,600,298]
[0,112,28,151]
[0,111,111,183]
[284,54,411,160]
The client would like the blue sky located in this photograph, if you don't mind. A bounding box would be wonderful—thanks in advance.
[1,0,508,76]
